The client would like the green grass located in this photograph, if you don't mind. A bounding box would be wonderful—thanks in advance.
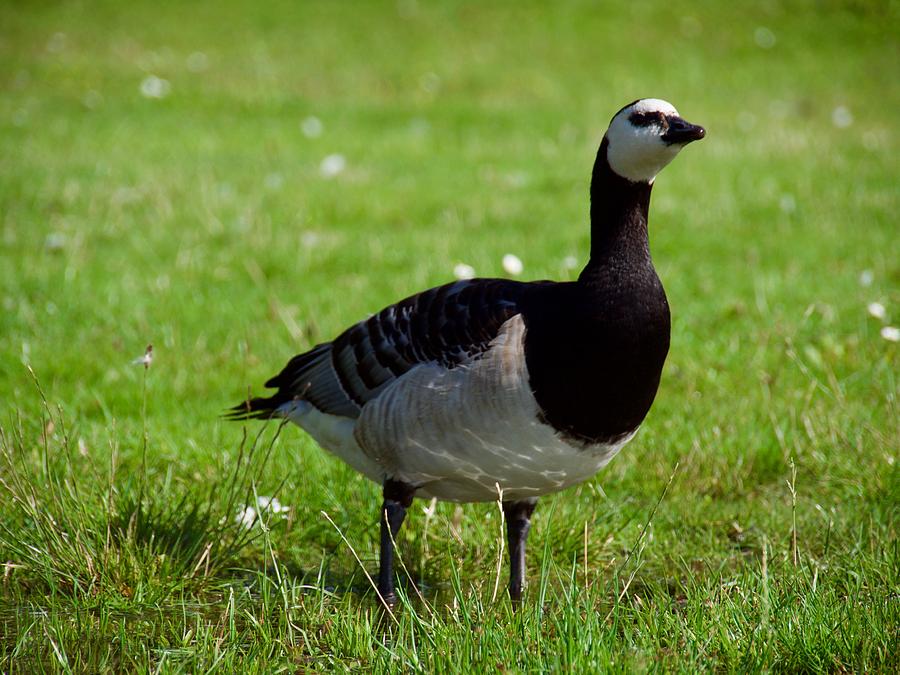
[1,0,898,671]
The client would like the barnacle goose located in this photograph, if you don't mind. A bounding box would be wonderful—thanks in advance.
[230,99,705,604]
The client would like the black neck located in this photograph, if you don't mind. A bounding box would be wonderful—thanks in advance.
[522,137,671,445]
[585,138,653,269]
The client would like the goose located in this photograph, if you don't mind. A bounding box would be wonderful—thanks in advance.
[229,98,705,605]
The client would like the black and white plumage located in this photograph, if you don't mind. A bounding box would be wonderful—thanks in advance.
[230,98,705,604]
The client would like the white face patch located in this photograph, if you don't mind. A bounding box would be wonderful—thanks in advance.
[605,98,684,183]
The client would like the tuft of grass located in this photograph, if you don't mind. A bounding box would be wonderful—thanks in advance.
[0,374,284,609]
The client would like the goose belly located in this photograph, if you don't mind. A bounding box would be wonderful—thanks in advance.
[367,406,633,502]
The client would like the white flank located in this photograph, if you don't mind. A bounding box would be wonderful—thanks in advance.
[279,399,384,482]
[354,315,635,502]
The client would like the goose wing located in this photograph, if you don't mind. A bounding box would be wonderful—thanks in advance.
[229,278,532,420]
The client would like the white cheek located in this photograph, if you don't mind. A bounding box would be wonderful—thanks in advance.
[606,126,681,183]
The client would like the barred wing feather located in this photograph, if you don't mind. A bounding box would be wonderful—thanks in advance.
[229,279,529,420]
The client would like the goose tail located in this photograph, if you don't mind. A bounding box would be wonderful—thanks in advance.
[224,392,291,421]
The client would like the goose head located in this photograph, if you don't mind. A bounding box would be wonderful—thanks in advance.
[604,98,705,183]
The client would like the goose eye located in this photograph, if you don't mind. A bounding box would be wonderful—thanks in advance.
[628,111,654,127]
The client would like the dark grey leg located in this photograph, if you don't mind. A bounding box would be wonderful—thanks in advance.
[377,479,416,605]
[503,499,537,604]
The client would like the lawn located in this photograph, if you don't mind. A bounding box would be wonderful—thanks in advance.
[1,0,898,671]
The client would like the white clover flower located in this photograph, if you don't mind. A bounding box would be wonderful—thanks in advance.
[301,231,321,248]
[420,72,441,94]
[867,302,886,321]
[754,27,776,49]
[140,75,171,99]
[185,52,209,73]
[779,194,796,213]
[264,172,284,190]
[44,233,66,251]
[236,496,289,529]
[319,154,346,178]
[880,326,900,343]
[236,505,257,529]
[256,496,288,514]
[82,90,103,110]
[47,32,66,53]
[832,106,853,129]
[302,116,324,138]
[502,253,523,276]
[453,263,476,280]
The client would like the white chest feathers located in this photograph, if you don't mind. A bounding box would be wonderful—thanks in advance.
[281,314,637,502]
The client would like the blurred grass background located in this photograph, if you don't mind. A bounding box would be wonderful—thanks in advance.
[1,0,898,671]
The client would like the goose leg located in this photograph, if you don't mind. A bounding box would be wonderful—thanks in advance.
[503,498,537,604]
[377,478,416,605]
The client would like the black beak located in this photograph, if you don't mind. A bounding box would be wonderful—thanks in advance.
[662,116,706,145]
